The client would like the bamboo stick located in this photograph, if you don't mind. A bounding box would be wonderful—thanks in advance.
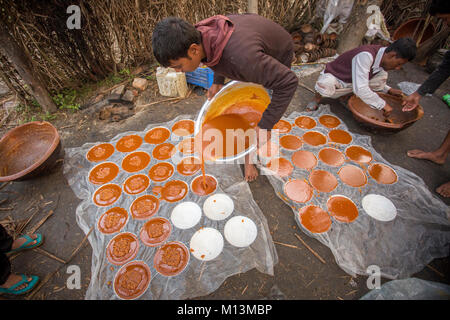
[294,233,326,264]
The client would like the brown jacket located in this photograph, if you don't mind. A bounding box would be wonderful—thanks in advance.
[196,14,297,130]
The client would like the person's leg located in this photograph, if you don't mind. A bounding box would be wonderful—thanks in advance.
[0,225,36,293]
[307,73,352,111]
[407,130,450,165]
[244,152,258,182]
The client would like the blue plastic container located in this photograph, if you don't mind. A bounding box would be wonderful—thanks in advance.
[185,66,214,89]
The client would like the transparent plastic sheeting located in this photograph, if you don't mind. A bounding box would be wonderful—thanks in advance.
[259,105,450,280]
[63,115,278,300]
[360,278,450,300]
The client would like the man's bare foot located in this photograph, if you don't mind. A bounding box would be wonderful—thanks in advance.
[406,149,446,165]
[436,181,450,198]
[244,163,258,182]
[0,274,33,292]
[305,101,319,112]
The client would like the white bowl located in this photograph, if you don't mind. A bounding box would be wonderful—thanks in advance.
[203,193,234,221]
[170,202,202,229]
[361,194,397,222]
[224,216,257,248]
[189,227,224,261]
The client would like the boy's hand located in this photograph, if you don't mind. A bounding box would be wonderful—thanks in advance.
[382,103,393,117]
[207,84,223,100]
[388,88,403,97]
[402,91,421,112]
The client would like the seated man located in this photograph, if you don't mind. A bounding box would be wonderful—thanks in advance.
[308,38,417,116]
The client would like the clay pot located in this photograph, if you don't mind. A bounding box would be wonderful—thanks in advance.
[347,93,424,134]
[291,32,302,44]
[300,24,313,34]
[304,43,317,52]
[393,18,435,46]
[0,121,62,182]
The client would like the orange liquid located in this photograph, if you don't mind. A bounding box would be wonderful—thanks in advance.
[368,163,398,184]
[191,175,217,196]
[302,131,327,146]
[177,157,201,176]
[144,127,171,144]
[148,162,174,182]
[161,180,188,202]
[295,116,316,129]
[130,195,160,220]
[309,170,338,193]
[172,119,195,136]
[97,207,128,234]
[298,205,332,233]
[153,242,189,277]
[273,119,292,133]
[114,261,151,300]
[123,174,150,195]
[267,157,293,177]
[115,135,143,153]
[327,195,358,223]
[140,217,172,247]
[319,115,341,128]
[86,143,115,162]
[318,148,345,167]
[328,129,352,144]
[122,151,151,172]
[89,162,119,185]
[106,232,139,266]
[280,135,303,150]
[284,179,313,203]
[152,143,176,161]
[292,150,317,170]
[93,183,122,207]
[338,165,367,187]
[345,146,372,164]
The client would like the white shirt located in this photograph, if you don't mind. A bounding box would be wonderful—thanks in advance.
[351,47,391,110]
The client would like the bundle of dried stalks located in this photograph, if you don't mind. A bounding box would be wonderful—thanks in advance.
[0,0,317,103]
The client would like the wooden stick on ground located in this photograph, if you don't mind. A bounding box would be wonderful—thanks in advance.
[27,210,54,235]
[298,82,315,94]
[34,247,67,264]
[273,240,299,249]
[0,182,11,191]
[294,233,326,264]
[426,264,445,278]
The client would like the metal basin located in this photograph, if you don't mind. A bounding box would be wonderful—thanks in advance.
[0,121,62,182]
[348,93,424,134]
[194,81,271,162]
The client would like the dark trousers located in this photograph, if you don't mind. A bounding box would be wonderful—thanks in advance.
[0,224,13,285]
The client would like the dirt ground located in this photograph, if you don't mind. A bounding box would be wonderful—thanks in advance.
[0,61,449,300]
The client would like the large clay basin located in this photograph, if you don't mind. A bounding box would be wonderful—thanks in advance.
[393,18,435,46]
[347,93,424,134]
[0,121,62,182]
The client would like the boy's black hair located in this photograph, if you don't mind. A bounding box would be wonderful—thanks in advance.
[152,17,202,67]
[429,0,450,15]
[385,37,417,61]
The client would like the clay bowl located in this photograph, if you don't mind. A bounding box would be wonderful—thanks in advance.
[393,18,435,46]
[0,121,62,182]
[347,93,424,134]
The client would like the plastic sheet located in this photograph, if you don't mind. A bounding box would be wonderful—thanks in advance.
[63,114,278,300]
[360,278,450,300]
[398,81,432,96]
[258,105,450,279]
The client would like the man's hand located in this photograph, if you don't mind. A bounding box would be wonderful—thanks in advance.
[402,91,421,112]
[382,103,393,117]
[207,84,223,100]
[388,88,403,97]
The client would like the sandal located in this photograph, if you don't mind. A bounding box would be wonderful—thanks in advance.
[0,274,39,295]
[7,234,43,254]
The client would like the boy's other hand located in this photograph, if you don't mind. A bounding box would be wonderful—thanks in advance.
[402,91,421,112]
[382,103,393,117]
[207,84,223,100]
